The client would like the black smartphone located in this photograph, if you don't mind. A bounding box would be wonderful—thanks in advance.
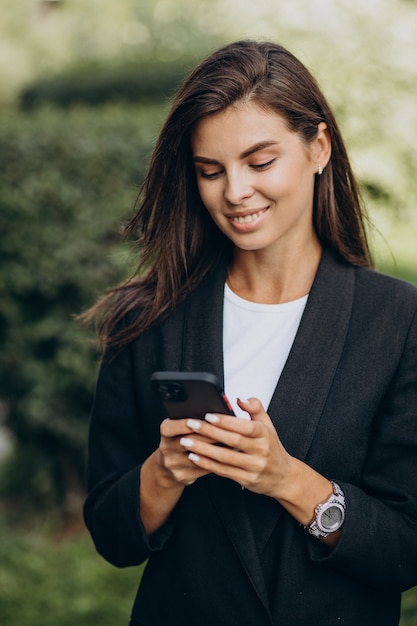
[151,371,235,419]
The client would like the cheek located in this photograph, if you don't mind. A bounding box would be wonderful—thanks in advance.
[197,183,218,212]
[198,190,227,230]
[260,168,288,193]
[205,206,224,228]
[268,166,311,200]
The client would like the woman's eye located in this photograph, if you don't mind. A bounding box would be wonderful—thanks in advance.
[251,159,276,171]
[199,170,222,179]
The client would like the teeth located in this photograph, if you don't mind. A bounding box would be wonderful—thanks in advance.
[231,210,263,224]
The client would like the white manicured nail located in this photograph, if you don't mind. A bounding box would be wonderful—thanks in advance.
[205,413,220,423]
[188,452,200,463]
[180,437,194,448]
[186,419,201,430]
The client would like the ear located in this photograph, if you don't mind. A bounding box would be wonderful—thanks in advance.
[311,122,331,171]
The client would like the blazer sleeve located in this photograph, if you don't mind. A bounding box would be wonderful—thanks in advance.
[307,305,417,591]
[83,333,177,568]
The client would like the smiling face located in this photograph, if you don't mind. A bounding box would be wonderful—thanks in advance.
[191,101,329,259]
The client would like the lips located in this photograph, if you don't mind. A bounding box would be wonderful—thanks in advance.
[227,208,268,224]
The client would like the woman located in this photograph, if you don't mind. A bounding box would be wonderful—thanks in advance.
[83,41,417,625]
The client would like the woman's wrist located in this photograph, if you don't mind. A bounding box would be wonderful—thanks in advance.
[139,451,185,536]
[144,449,185,492]
[273,456,334,527]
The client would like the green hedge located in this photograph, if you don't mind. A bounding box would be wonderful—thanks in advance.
[20,62,191,109]
[0,104,166,510]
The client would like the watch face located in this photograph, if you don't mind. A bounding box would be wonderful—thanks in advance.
[320,504,344,531]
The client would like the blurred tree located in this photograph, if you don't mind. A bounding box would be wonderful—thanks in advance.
[0,104,166,512]
[19,60,192,109]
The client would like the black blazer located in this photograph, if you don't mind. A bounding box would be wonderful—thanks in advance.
[84,249,417,626]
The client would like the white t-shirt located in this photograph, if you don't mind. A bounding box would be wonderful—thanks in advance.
[223,283,308,419]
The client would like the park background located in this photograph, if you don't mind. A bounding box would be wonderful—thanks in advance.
[0,0,416,624]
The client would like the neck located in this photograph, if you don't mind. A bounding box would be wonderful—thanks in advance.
[227,239,322,304]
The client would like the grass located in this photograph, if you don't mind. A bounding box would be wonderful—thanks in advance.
[0,508,142,626]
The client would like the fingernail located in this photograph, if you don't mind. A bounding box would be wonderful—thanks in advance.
[237,397,249,404]
[180,437,194,448]
[188,452,200,463]
[186,418,201,430]
[205,413,220,423]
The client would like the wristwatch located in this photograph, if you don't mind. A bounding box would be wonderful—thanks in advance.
[305,481,346,538]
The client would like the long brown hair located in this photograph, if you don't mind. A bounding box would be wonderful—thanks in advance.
[83,40,373,350]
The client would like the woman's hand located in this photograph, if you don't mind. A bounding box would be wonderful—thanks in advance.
[179,397,294,498]
[157,417,213,486]
[139,417,214,536]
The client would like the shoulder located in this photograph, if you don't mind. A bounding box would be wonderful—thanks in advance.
[318,249,417,330]
[321,247,417,306]
[347,266,417,347]
[354,265,417,311]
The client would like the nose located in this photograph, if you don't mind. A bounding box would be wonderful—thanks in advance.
[224,170,254,205]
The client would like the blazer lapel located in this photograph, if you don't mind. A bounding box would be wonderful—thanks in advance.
[269,249,355,458]
[180,262,226,379]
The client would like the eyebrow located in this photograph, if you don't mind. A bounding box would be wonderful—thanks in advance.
[193,140,279,164]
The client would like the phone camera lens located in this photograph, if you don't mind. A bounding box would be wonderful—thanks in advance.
[158,382,186,402]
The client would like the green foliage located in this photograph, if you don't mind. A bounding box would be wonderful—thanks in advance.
[20,61,192,109]
[0,514,142,626]
[402,589,417,626]
[0,104,166,509]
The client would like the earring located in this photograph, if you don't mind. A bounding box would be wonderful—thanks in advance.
[317,164,323,176]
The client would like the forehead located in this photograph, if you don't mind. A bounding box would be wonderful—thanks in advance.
[191,101,293,155]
